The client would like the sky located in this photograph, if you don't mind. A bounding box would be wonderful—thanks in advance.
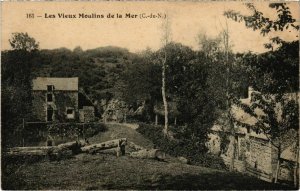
[1,1,299,53]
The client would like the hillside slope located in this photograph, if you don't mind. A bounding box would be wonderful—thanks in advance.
[2,123,292,190]
[88,123,154,149]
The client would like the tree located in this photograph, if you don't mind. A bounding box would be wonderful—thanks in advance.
[160,17,172,137]
[9,32,39,52]
[197,27,242,171]
[2,33,39,147]
[225,3,299,184]
[176,57,215,153]
[224,3,299,51]
[197,32,222,60]
[221,23,237,172]
[118,51,162,122]
[232,88,298,183]
[224,3,299,37]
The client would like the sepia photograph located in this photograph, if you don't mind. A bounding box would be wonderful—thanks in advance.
[1,1,299,190]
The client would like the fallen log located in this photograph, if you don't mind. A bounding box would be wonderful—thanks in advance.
[5,149,50,157]
[97,148,118,155]
[8,146,55,152]
[129,149,166,160]
[128,142,145,151]
[81,138,127,153]
[6,146,54,157]
[55,140,87,154]
[5,140,87,157]
[57,140,87,150]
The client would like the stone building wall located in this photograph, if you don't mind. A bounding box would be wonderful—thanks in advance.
[246,137,274,181]
[208,130,276,182]
[248,137,272,173]
[209,129,298,184]
[32,91,47,121]
[32,91,78,122]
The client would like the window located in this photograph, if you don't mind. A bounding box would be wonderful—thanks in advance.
[247,127,250,134]
[47,93,53,102]
[67,109,73,114]
[47,106,54,122]
[47,85,54,92]
[66,108,75,119]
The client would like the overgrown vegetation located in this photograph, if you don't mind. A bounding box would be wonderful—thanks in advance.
[21,122,107,146]
[225,3,299,182]
[137,123,227,170]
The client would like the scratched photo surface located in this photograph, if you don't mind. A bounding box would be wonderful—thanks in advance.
[1,1,299,190]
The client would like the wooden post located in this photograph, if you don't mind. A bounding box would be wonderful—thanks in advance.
[117,139,126,157]
[83,123,85,140]
[275,148,281,184]
[123,113,126,123]
[120,141,126,156]
[22,118,25,147]
[294,147,299,187]
[174,117,177,125]
[155,114,158,126]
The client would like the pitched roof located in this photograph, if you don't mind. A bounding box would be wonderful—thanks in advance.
[78,91,94,109]
[232,91,298,126]
[32,77,78,91]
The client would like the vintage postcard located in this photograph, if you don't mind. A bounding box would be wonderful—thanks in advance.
[1,1,299,190]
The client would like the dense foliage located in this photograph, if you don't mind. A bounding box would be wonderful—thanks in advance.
[137,123,227,170]
[22,122,107,146]
[1,50,37,148]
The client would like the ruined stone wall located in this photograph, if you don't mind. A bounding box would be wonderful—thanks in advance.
[79,106,95,122]
[207,133,221,155]
[102,99,128,122]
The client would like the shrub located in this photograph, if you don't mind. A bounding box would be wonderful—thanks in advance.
[22,122,107,146]
[137,123,227,170]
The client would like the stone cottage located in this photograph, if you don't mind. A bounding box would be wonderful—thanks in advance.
[207,87,299,184]
[32,77,95,122]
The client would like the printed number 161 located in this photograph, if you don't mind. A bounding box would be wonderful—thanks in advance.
[26,13,34,18]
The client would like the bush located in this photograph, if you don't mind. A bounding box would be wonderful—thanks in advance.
[137,123,227,170]
[190,153,228,170]
[22,122,107,146]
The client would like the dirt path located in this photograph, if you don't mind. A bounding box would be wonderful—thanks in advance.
[88,123,154,149]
